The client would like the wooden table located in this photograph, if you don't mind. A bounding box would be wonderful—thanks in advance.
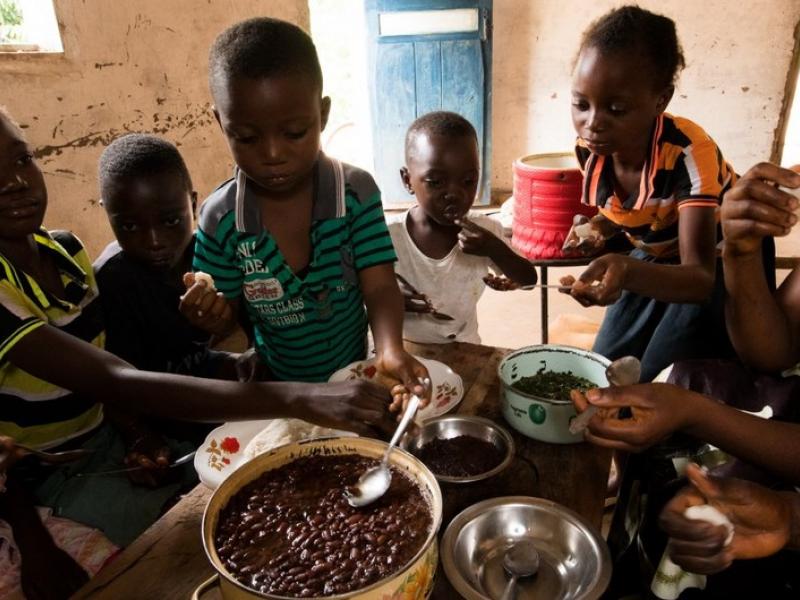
[75,342,610,600]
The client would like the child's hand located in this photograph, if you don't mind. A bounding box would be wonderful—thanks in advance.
[455,217,503,257]
[659,463,793,574]
[375,349,431,416]
[563,254,629,307]
[179,272,235,336]
[722,162,800,258]
[124,432,172,488]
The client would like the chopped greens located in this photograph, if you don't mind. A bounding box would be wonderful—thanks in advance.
[511,366,595,400]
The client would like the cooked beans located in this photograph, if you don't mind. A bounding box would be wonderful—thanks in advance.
[215,454,431,597]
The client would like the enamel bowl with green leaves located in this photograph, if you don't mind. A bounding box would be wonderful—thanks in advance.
[498,345,609,444]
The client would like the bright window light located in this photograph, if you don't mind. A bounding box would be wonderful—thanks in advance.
[0,0,62,53]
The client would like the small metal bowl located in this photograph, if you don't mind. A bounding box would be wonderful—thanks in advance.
[401,415,515,484]
[441,496,611,600]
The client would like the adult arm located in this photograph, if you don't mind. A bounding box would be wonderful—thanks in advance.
[563,206,717,306]
[5,325,394,437]
[572,383,800,485]
[722,162,800,371]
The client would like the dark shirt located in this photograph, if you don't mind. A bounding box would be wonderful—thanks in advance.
[93,238,219,377]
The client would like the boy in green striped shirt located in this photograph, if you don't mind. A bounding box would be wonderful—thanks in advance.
[181,18,428,406]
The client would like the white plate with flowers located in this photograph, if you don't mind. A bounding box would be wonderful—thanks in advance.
[328,356,464,421]
[195,419,355,489]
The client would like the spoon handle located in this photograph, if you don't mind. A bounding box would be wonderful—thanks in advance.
[382,394,421,463]
[500,574,519,600]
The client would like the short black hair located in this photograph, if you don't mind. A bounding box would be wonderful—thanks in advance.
[579,5,685,89]
[98,134,192,200]
[405,111,478,162]
[209,17,322,98]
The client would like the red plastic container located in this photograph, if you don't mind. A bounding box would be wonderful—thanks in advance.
[512,153,597,259]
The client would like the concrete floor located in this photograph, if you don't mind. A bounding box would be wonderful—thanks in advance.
[476,266,606,350]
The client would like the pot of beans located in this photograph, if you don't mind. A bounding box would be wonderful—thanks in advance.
[498,345,609,444]
[192,437,442,600]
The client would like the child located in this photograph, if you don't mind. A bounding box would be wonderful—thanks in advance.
[561,5,753,382]
[389,111,538,344]
[0,106,396,595]
[94,133,240,474]
[95,133,236,379]
[182,18,427,403]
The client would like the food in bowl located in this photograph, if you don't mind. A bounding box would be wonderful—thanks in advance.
[511,366,595,401]
[417,435,505,478]
[214,454,432,597]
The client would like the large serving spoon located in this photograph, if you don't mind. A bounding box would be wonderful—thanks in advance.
[345,394,421,508]
[569,355,642,435]
[500,540,540,600]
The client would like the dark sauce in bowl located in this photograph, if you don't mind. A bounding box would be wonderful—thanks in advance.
[417,435,505,478]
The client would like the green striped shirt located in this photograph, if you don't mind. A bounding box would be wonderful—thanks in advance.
[194,154,397,382]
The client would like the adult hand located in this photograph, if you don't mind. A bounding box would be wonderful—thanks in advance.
[721,162,800,257]
[124,432,172,488]
[659,463,793,574]
[295,380,397,438]
[569,383,697,452]
[179,272,235,336]
[455,217,503,257]
[20,536,89,600]
[374,348,431,415]
[560,254,630,307]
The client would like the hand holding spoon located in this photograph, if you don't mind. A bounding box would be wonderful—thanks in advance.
[569,355,642,435]
[345,393,421,507]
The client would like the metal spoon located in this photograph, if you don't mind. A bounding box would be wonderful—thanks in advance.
[345,394,421,507]
[500,540,540,600]
[14,444,93,465]
[76,450,196,477]
[569,355,642,435]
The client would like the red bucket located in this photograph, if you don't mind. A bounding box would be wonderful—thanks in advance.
[511,153,597,259]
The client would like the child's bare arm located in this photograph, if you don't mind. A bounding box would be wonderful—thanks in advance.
[722,163,800,371]
[455,217,538,286]
[0,478,89,598]
[5,325,396,437]
[574,383,800,485]
[358,263,430,411]
[565,207,717,306]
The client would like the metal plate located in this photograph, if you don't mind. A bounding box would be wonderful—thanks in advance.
[441,497,611,599]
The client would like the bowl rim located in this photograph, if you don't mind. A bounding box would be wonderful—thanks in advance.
[401,415,516,484]
[201,436,442,600]
[441,495,612,600]
[497,344,611,405]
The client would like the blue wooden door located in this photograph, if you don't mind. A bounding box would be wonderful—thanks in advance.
[365,0,492,205]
